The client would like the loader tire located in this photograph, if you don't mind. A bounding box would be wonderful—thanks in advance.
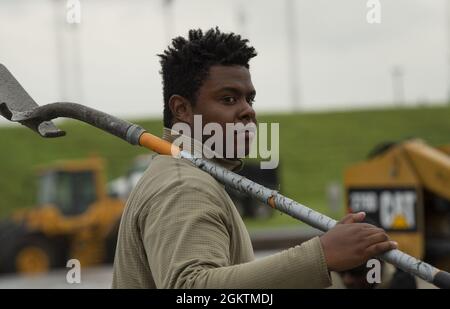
[4,235,63,275]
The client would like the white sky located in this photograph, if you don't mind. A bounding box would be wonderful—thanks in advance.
[0,0,448,126]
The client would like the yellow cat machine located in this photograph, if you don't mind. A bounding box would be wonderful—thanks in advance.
[345,139,450,271]
[0,157,124,275]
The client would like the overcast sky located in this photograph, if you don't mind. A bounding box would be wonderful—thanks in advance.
[0,0,448,126]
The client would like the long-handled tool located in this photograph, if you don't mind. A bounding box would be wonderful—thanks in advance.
[1,63,449,289]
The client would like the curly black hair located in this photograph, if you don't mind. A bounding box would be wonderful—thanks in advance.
[158,27,257,127]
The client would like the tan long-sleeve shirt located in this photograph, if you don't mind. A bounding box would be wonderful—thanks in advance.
[112,131,331,289]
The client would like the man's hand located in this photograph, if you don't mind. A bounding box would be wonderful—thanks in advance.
[320,212,398,272]
[338,212,367,224]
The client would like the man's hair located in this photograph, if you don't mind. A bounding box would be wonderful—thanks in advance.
[158,27,257,127]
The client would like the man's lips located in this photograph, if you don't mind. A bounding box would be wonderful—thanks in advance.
[234,129,256,141]
[235,131,255,138]
[234,123,256,139]
[234,123,257,134]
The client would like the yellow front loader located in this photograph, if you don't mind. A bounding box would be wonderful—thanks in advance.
[345,139,450,271]
[0,157,124,274]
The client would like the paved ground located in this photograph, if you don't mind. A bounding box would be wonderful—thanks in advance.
[0,225,438,289]
[0,227,312,289]
[0,250,280,289]
[0,265,114,289]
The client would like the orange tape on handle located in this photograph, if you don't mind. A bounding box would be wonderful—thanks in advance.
[139,132,180,156]
[268,196,276,208]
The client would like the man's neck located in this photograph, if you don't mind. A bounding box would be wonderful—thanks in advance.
[162,127,243,171]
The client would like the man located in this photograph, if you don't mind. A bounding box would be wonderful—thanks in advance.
[112,28,397,288]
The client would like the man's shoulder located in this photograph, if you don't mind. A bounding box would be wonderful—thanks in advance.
[146,155,213,181]
[138,155,224,197]
[126,155,232,221]
[150,154,197,171]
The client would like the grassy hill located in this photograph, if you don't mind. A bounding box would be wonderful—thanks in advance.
[1,105,449,227]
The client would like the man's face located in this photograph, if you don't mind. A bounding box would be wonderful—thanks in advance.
[190,65,257,158]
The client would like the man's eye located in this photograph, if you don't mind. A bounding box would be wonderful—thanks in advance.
[247,97,255,106]
[222,97,237,104]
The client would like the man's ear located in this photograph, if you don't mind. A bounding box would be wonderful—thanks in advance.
[168,95,193,125]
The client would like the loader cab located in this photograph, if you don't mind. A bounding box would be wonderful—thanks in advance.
[0,157,126,275]
[36,157,106,216]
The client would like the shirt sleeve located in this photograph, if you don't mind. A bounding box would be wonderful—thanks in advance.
[141,183,332,289]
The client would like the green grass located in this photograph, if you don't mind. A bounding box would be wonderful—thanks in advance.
[1,105,450,229]
[255,105,450,224]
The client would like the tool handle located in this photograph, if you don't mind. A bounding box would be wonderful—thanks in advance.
[433,270,450,289]
[11,102,146,145]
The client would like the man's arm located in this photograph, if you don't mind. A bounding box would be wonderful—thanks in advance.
[141,185,331,289]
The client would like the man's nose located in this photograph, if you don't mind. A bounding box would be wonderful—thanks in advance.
[237,100,256,124]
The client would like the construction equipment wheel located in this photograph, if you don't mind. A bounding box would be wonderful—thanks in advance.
[7,236,62,275]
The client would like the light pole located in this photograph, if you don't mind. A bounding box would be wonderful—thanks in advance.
[447,0,450,104]
[235,1,247,38]
[391,66,405,106]
[163,0,174,44]
[51,0,83,103]
[286,0,301,111]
